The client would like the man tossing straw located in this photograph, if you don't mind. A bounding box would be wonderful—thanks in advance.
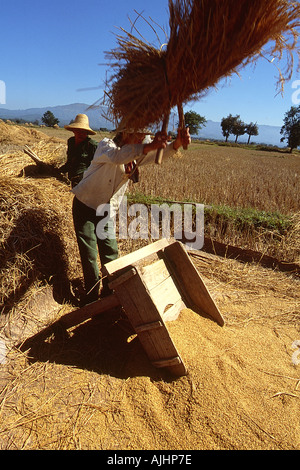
[72,125,191,306]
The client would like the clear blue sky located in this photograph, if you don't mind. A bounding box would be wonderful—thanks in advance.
[1,0,299,127]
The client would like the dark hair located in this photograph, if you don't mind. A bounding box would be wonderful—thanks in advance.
[113,132,123,147]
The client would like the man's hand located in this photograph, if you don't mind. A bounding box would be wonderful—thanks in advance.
[173,127,191,150]
[143,131,168,154]
[143,127,191,155]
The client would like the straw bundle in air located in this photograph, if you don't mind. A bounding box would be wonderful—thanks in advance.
[104,34,167,129]
[104,0,300,131]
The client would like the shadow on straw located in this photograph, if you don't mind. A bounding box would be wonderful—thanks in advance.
[18,307,171,381]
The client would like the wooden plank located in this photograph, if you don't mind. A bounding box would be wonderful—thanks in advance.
[139,260,184,319]
[108,268,137,290]
[19,294,121,352]
[139,259,170,290]
[152,357,181,368]
[113,271,187,376]
[59,294,120,329]
[104,239,170,277]
[135,321,163,333]
[149,275,182,316]
[163,242,225,327]
[163,299,186,322]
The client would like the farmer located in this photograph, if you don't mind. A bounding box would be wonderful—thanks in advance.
[72,125,191,305]
[60,114,98,188]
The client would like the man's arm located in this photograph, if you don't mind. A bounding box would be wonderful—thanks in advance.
[136,127,191,167]
[143,127,191,155]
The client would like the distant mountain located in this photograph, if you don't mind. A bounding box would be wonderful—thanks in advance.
[196,120,284,147]
[0,103,284,147]
[0,103,112,130]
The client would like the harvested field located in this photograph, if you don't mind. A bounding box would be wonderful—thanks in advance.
[0,121,64,154]
[131,142,300,214]
[0,123,299,450]
[129,142,300,263]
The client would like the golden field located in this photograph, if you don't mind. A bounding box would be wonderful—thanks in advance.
[0,122,299,450]
[127,141,300,263]
[133,142,300,214]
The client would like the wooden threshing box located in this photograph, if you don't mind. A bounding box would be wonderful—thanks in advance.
[103,239,224,376]
[20,239,224,377]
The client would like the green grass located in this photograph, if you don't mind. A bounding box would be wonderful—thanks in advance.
[126,191,292,235]
[193,138,300,155]
[204,205,292,233]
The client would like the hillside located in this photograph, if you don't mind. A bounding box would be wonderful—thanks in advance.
[0,103,112,130]
[0,103,284,146]
[0,122,299,451]
[198,120,284,147]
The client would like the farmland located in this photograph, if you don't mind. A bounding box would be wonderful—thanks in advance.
[36,125,300,263]
[127,140,300,263]
[0,122,299,450]
[134,142,300,214]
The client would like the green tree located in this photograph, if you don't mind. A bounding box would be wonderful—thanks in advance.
[42,110,59,127]
[280,105,300,153]
[232,117,246,143]
[183,110,207,135]
[245,122,259,144]
[221,114,238,142]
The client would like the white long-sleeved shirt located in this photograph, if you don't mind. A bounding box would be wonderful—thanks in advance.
[72,137,176,211]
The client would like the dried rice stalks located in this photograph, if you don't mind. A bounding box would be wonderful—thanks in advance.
[104,34,167,129]
[104,0,300,131]
[0,177,79,312]
[0,121,61,149]
[286,212,300,263]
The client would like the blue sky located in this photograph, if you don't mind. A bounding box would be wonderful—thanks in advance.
[1,0,299,127]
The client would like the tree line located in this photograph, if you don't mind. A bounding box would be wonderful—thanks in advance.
[221,115,258,144]
[280,105,300,152]
[182,110,258,144]
[184,105,300,152]
[12,107,300,153]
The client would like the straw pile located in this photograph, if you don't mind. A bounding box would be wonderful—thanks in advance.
[1,253,300,450]
[1,123,300,450]
[0,125,80,315]
[0,121,63,153]
[105,0,300,130]
[0,121,66,177]
[0,176,81,315]
[1,143,66,178]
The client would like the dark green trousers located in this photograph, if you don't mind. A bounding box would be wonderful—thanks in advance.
[72,196,118,303]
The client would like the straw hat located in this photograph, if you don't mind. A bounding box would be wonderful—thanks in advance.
[64,114,96,135]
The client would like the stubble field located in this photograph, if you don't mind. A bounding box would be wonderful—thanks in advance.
[128,140,300,263]
[134,142,300,214]
[0,122,299,450]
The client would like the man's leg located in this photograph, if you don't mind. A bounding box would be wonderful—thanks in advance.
[96,216,119,297]
[72,197,100,304]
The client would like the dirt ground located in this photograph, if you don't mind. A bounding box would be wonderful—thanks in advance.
[0,121,299,450]
[1,254,299,450]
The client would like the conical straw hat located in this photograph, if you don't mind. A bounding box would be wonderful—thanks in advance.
[64,114,96,135]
